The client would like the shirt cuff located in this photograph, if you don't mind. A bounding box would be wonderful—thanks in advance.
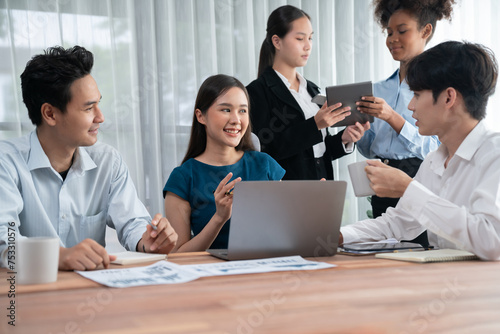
[125,224,148,252]
[398,180,431,220]
[340,225,362,244]
[398,120,413,140]
[343,141,354,153]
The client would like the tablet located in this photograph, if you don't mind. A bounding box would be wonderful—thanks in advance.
[341,241,426,253]
[326,81,374,127]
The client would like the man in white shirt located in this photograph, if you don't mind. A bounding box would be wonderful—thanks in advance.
[0,46,177,270]
[341,41,500,261]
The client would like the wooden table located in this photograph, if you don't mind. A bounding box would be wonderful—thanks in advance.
[1,252,499,334]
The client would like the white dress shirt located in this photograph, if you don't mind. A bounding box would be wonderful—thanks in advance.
[342,121,500,260]
[0,131,151,267]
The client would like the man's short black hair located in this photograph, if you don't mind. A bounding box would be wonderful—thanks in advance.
[20,45,94,126]
[406,41,498,120]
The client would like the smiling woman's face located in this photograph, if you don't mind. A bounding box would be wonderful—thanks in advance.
[385,9,429,63]
[196,87,249,149]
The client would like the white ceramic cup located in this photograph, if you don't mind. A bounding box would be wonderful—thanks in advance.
[16,237,60,285]
[348,159,380,197]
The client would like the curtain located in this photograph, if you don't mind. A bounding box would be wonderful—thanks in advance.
[1,0,499,231]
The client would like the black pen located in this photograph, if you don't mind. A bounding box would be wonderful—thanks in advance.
[212,189,234,196]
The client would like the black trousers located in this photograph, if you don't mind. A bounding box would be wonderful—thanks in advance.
[371,157,429,247]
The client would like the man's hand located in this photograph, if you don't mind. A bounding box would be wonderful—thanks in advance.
[138,213,178,254]
[365,160,413,198]
[59,239,116,271]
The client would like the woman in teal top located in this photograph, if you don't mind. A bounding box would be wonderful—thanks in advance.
[164,75,285,252]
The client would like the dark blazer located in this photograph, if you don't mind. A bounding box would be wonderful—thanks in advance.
[246,67,349,180]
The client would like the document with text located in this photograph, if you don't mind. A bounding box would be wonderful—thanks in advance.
[182,256,337,277]
[77,261,200,288]
[76,256,337,288]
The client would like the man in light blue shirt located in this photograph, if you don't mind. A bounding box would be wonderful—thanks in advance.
[0,46,177,271]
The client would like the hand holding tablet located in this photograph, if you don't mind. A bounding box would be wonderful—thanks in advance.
[325,81,374,127]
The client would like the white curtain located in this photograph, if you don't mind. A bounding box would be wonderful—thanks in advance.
[1,0,499,227]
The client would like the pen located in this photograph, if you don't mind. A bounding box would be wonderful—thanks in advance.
[212,189,234,196]
[148,221,158,231]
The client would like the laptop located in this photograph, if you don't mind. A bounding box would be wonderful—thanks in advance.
[207,180,347,260]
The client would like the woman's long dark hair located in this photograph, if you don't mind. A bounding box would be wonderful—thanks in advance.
[182,74,255,164]
[257,5,310,77]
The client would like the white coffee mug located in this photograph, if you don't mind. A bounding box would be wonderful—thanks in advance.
[16,237,60,285]
[348,159,380,197]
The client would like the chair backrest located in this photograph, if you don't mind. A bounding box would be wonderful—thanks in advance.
[251,132,260,152]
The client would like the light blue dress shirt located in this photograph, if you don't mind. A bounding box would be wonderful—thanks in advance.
[0,131,151,267]
[357,69,440,160]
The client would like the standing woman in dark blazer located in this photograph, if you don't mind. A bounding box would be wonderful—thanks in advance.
[247,5,370,180]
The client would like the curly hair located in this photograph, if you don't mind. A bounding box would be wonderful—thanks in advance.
[373,0,455,42]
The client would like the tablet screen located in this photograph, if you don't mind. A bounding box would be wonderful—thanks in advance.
[326,81,374,127]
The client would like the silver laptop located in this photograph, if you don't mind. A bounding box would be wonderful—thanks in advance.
[207,180,346,260]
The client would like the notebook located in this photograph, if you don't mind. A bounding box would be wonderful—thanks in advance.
[110,251,167,265]
[207,180,347,261]
[375,249,478,263]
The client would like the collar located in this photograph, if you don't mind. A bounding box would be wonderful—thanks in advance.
[454,121,488,161]
[27,130,97,175]
[386,68,408,87]
[261,66,320,93]
[72,146,97,176]
[297,72,307,91]
[430,121,488,173]
[387,68,400,82]
[274,69,307,92]
[27,130,53,171]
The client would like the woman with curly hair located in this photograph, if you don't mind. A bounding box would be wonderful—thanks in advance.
[356,0,455,224]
